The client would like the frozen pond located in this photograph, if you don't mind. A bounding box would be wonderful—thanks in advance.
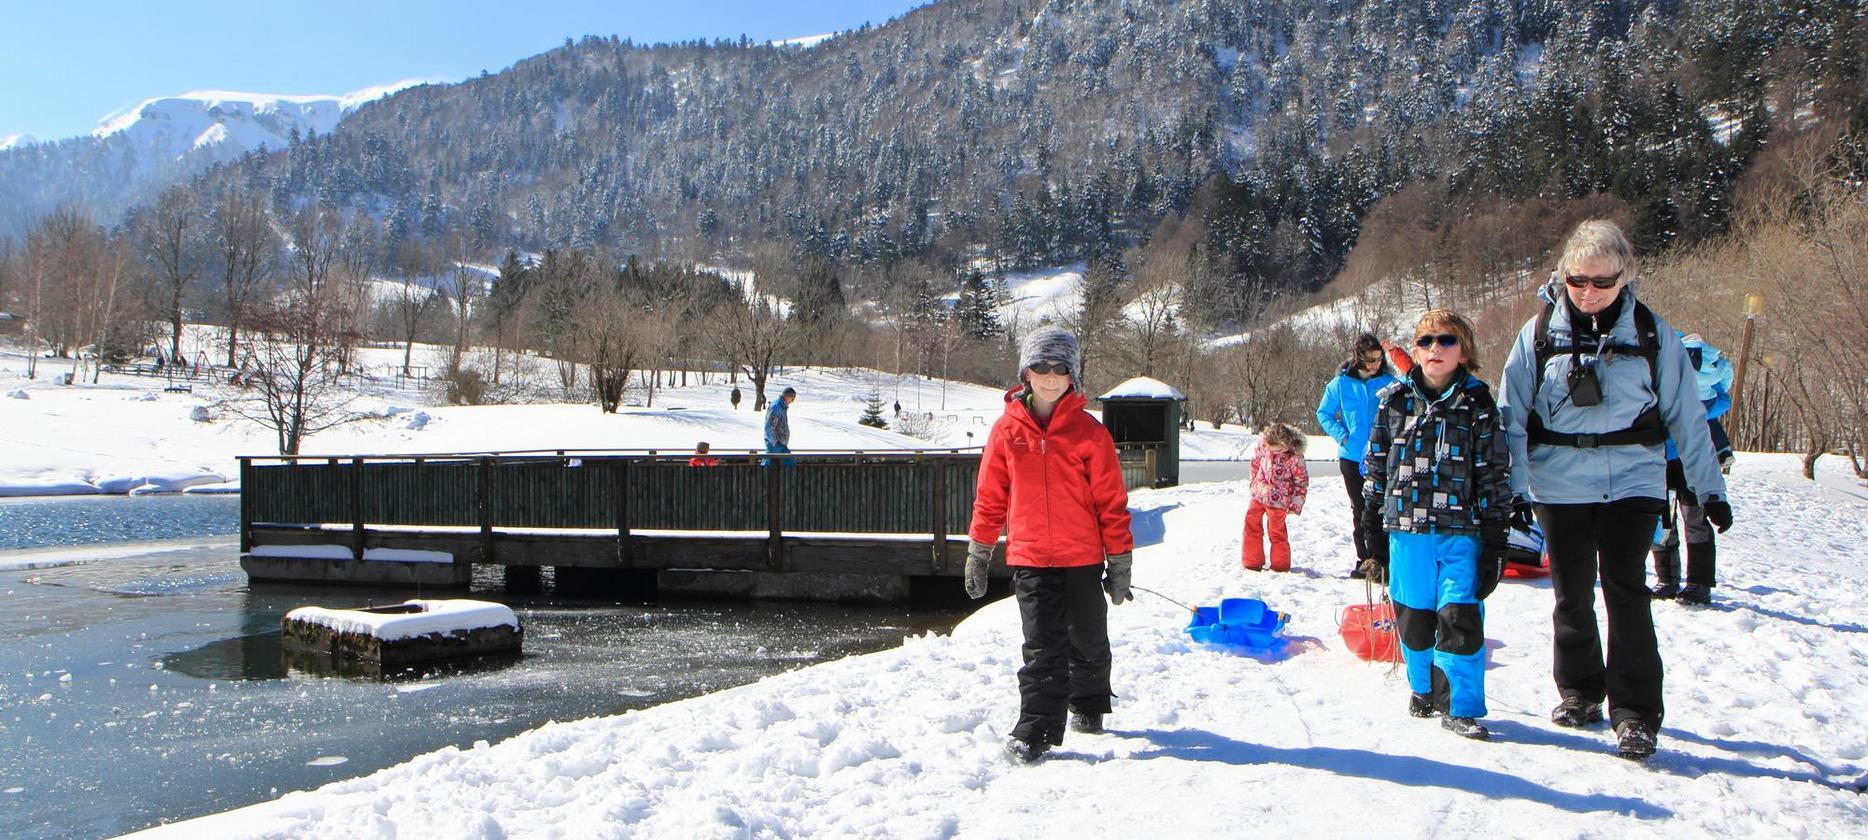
[0,540,960,838]
[0,494,240,551]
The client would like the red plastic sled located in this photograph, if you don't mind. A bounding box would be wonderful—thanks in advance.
[1504,548,1550,579]
[1339,602,1403,662]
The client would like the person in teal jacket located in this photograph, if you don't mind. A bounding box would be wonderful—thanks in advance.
[1316,333,1400,577]
[1651,331,1737,603]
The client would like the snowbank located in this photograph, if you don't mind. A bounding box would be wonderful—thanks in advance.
[129,454,1868,838]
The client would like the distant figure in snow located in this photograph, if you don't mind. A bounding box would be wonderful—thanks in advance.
[1243,422,1308,572]
[730,386,742,410]
[965,326,1133,764]
[1361,309,1510,741]
[1317,332,1400,579]
[688,441,719,467]
[763,387,796,467]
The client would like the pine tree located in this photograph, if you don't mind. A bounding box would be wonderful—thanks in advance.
[955,269,1004,340]
[858,389,889,429]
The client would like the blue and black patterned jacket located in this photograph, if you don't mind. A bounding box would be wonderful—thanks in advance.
[1360,367,1512,542]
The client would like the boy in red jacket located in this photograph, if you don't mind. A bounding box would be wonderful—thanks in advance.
[965,326,1134,764]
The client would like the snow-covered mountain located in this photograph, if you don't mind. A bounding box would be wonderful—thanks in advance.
[0,79,433,236]
[90,81,427,158]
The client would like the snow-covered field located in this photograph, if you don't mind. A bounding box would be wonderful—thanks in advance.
[122,451,1868,838]
[0,339,1269,497]
[9,336,1866,837]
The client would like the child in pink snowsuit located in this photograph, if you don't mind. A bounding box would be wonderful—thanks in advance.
[1244,422,1309,571]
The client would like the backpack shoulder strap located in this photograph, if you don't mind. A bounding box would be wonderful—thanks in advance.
[1632,301,1661,394]
[1531,301,1556,406]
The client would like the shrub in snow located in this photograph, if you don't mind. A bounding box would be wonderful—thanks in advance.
[4,389,28,400]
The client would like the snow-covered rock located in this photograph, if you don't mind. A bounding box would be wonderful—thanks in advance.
[188,405,211,422]
[93,469,227,495]
[4,389,28,399]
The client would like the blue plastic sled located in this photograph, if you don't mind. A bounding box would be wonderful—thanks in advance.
[1186,597,1289,652]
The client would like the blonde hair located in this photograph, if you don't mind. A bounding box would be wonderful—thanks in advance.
[1259,422,1307,455]
[1415,309,1482,374]
[1556,219,1637,281]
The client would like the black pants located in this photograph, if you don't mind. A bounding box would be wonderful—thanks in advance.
[1536,498,1666,729]
[1339,458,1370,561]
[1011,565,1112,746]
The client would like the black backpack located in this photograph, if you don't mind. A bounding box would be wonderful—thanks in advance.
[1526,299,1667,449]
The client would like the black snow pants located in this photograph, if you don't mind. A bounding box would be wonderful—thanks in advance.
[1536,498,1667,730]
[1010,564,1112,746]
[1340,458,1372,562]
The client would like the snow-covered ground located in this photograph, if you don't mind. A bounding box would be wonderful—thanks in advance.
[124,451,1868,838]
[0,338,1270,497]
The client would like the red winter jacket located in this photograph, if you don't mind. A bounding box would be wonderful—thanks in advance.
[968,387,1133,567]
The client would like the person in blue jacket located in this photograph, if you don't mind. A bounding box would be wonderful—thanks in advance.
[1499,220,1733,761]
[763,386,797,466]
[1317,333,1400,578]
[1650,332,1736,603]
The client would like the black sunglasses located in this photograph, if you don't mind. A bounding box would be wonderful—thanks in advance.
[1563,271,1622,289]
[1027,362,1071,376]
[1414,333,1460,348]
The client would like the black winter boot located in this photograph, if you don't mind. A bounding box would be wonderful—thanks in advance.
[1003,736,1049,764]
[1408,692,1438,718]
[1650,541,1680,599]
[1615,719,1657,760]
[1677,584,1712,605]
[1068,711,1103,734]
[1442,716,1490,740]
[1551,698,1604,728]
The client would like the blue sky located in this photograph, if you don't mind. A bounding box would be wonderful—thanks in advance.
[0,0,930,141]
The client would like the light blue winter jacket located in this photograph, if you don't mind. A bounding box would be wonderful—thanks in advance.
[1498,280,1727,505]
[1680,332,1734,420]
[1316,361,1399,462]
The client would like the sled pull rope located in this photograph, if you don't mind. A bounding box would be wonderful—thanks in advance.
[1131,585,1198,614]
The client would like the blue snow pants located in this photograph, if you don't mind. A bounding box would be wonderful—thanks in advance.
[1388,531,1487,718]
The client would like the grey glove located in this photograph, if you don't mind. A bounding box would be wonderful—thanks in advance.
[1102,552,1133,605]
[964,540,993,599]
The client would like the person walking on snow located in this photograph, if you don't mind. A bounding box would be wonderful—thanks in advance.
[1243,422,1308,572]
[764,387,796,466]
[1650,331,1736,604]
[1498,220,1732,761]
[965,326,1134,764]
[1360,309,1511,740]
[1317,333,1400,578]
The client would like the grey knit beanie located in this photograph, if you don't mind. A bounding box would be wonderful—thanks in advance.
[1018,326,1083,393]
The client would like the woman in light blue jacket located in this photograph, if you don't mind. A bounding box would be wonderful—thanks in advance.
[1316,333,1399,578]
[1498,220,1733,762]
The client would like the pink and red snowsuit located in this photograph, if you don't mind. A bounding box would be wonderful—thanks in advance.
[1243,440,1308,571]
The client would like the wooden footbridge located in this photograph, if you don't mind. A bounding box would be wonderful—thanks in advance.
[238,448,1159,602]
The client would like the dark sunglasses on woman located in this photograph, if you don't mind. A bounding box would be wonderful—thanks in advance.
[1027,362,1071,375]
[1414,333,1460,348]
[1563,271,1622,289]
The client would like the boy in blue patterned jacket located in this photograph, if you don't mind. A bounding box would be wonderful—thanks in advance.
[1359,309,1513,740]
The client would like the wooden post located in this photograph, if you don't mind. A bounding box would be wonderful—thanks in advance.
[931,456,948,573]
[1144,447,1159,488]
[350,457,365,560]
[1728,294,1762,446]
[478,456,494,564]
[615,458,632,565]
[767,456,783,570]
[237,457,251,553]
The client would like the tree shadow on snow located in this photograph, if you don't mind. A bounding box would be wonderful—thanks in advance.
[1716,600,1868,635]
[1118,727,1670,818]
[1658,728,1866,791]
[1128,503,1180,548]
